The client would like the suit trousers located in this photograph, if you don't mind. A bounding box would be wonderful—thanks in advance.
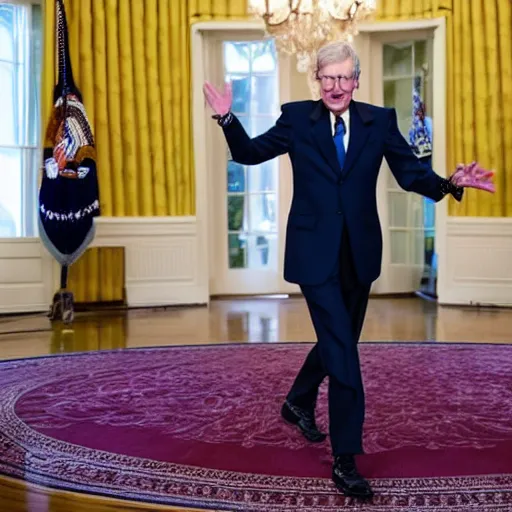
[286,224,370,455]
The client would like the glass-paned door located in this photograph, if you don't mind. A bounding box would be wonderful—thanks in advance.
[370,33,434,294]
[207,36,289,295]
[224,40,279,272]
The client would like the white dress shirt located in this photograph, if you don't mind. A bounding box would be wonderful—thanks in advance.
[330,109,350,152]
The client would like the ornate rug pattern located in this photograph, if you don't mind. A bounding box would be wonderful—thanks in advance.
[1,342,511,510]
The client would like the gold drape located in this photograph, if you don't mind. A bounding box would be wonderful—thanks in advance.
[42,0,204,303]
[448,0,512,216]
[188,0,248,21]
[42,0,194,217]
[66,247,125,303]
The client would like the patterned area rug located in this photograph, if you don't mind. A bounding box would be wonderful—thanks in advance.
[1,342,511,511]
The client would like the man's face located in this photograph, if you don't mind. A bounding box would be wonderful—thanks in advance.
[318,58,359,115]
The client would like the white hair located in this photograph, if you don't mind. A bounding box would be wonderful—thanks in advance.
[315,41,361,79]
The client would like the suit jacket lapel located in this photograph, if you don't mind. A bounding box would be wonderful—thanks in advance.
[310,101,341,178]
[342,100,374,179]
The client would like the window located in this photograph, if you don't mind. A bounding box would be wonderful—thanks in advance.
[223,40,280,269]
[0,2,42,237]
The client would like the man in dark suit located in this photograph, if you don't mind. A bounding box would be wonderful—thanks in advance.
[203,41,494,500]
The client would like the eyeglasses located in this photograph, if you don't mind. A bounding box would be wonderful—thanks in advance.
[317,74,356,90]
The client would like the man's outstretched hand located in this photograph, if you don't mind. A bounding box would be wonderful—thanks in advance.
[203,81,232,117]
[450,161,496,193]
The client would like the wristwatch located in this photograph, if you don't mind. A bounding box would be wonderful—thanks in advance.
[212,111,233,127]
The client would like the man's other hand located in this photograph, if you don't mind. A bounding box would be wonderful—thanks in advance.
[450,161,496,193]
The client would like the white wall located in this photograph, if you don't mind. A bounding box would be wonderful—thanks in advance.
[89,218,208,307]
[437,217,512,306]
[0,239,53,313]
[0,217,208,315]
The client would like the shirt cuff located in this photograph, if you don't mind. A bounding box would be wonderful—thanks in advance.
[438,176,464,202]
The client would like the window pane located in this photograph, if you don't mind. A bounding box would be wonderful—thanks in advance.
[224,42,250,73]
[249,193,277,232]
[0,6,14,61]
[228,234,246,268]
[28,4,42,147]
[227,160,245,193]
[388,191,408,228]
[0,61,15,146]
[0,147,22,236]
[248,160,277,192]
[423,198,435,229]
[384,78,413,137]
[390,230,408,264]
[229,76,250,115]
[414,40,427,76]
[252,75,278,114]
[227,195,246,231]
[251,40,276,72]
[0,146,39,237]
[237,115,250,135]
[245,233,277,269]
[383,43,412,77]
[412,229,425,266]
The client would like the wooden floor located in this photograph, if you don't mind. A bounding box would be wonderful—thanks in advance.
[0,295,511,511]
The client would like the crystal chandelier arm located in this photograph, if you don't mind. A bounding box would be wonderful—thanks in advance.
[327,1,362,22]
[221,108,292,166]
[263,0,293,27]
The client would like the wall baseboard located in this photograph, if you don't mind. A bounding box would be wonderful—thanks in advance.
[91,217,208,307]
[438,217,512,307]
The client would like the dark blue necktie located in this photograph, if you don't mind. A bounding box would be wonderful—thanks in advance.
[333,116,346,171]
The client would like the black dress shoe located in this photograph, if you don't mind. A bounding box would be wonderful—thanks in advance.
[332,454,374,500]
[281,400,327,443]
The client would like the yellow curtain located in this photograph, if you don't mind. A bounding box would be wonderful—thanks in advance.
[42,0,194,217]
[42,0,200,302]
[188,0,248,21]
[448,0,512,216]
[66,247,125,303]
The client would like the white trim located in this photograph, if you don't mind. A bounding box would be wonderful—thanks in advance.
[0,237,53,313]
[359,18,447,294]
[358,18,446,32]
[192,20,265,32]
[0,1,42,5]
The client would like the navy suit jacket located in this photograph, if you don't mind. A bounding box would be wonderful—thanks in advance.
[222,100,446,286]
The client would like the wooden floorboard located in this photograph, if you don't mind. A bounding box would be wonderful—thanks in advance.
[0,296,510,511]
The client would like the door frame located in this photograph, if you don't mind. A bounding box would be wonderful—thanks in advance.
[357,18,448,295]
[191,20,300,298]
[191,18,447,300]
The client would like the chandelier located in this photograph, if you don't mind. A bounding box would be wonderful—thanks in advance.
[248,1,377,72]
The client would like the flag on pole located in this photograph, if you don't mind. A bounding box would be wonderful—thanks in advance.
[408,76,432,160]
[38,0,100,323]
